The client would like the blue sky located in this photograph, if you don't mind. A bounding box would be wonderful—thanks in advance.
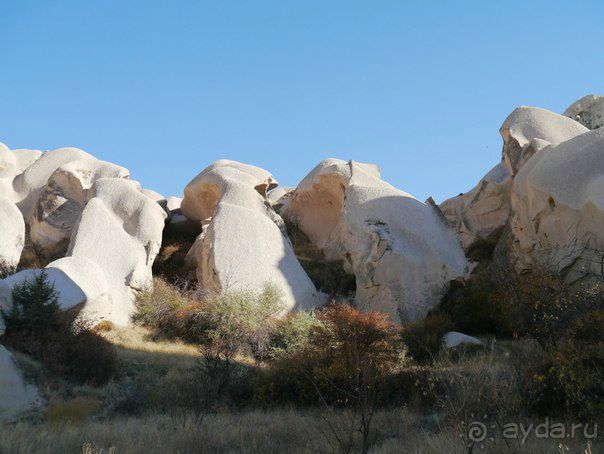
[1,1,602,202]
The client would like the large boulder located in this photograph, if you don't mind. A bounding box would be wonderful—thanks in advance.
[0,345,39,421]
[66,178,166,325]
[0,142,42,201]
[440,163,512,249]
[441,107,589,250]
[500,107,588,176]
[13,147,96,215]
[182,160,321,311]
[0,198,25,277]
[27,157,129,259]
[564,94,604,130]
[508,128,604,275]
[442,331,484,349]
[282,159,468,323]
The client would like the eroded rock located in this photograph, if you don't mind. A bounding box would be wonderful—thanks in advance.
[508,128,604,275]
[66,178,166,325]
[28,157,129,259]
[500,106,588,176]
[182,160,321,312]
[440,163,512,249]
[283,159,468,324]
[0,198,25,278]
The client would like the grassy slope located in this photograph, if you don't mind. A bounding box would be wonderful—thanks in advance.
[1,327,600,454]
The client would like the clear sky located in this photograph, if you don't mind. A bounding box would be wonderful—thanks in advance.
[1,1,602,202]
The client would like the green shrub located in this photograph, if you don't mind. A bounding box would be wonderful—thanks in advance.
[132,278,199,340]
[134,279,284,358]
[269,310,324,360]
[1,271,60,333]
[1,271,118,386]
[193,283,284,358]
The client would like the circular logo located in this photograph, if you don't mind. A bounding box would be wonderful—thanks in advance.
[468,421,488,443]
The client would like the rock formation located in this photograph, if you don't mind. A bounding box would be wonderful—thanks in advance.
[282,159,468,324]
[439,163,511,249]
[0,198,25,278]
[564,94,604,130]
[441,106,589,249]
[500,106,588,177]
[66,178,166,325]
[508,128,604,275]
[27,154,129,260]
[0,143,164,328]
[181,160,322,311]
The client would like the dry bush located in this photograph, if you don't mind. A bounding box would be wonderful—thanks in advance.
[517,307,604,419]
[401,313,456,364]
[193,283,284,359]
[269,303,408,453]
[132,278,200,341]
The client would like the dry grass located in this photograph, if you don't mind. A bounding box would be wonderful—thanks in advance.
[1,410,599,454]
[3,327,601,453]
[102,325,199,364]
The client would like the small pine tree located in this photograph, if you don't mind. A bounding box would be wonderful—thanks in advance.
[2,271,60,333]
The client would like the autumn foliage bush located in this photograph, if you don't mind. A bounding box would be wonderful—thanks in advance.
[255,304,407,407]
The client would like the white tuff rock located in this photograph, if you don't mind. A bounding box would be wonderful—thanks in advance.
[0,198,25,277]
[27,155,129,258]
[442,331,485,349]
[440,163,511,249]
[509,128,604,274]
[283,159,468,324]
[182,160,321,312]
[66,178,166,325]
[441,106,589,249]
[500,106,588,176]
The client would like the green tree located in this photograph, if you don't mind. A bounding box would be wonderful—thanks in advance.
[1,271,60,333]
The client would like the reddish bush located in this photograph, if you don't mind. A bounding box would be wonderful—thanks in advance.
[255,304,407,407]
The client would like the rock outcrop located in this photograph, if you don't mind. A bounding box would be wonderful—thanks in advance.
[0,142,42,201]
[0,346,39,421]
[440,163,511,249]
[282,159,467,324]
[500,106,588,176]
[508,128,604,275]
[66,178,167,325]
[441,106,589,250]
[182,160,321,311]
[564,94,604,130]
[0,198,25,277]
[27,155,130,260]
[442,331,484,349]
